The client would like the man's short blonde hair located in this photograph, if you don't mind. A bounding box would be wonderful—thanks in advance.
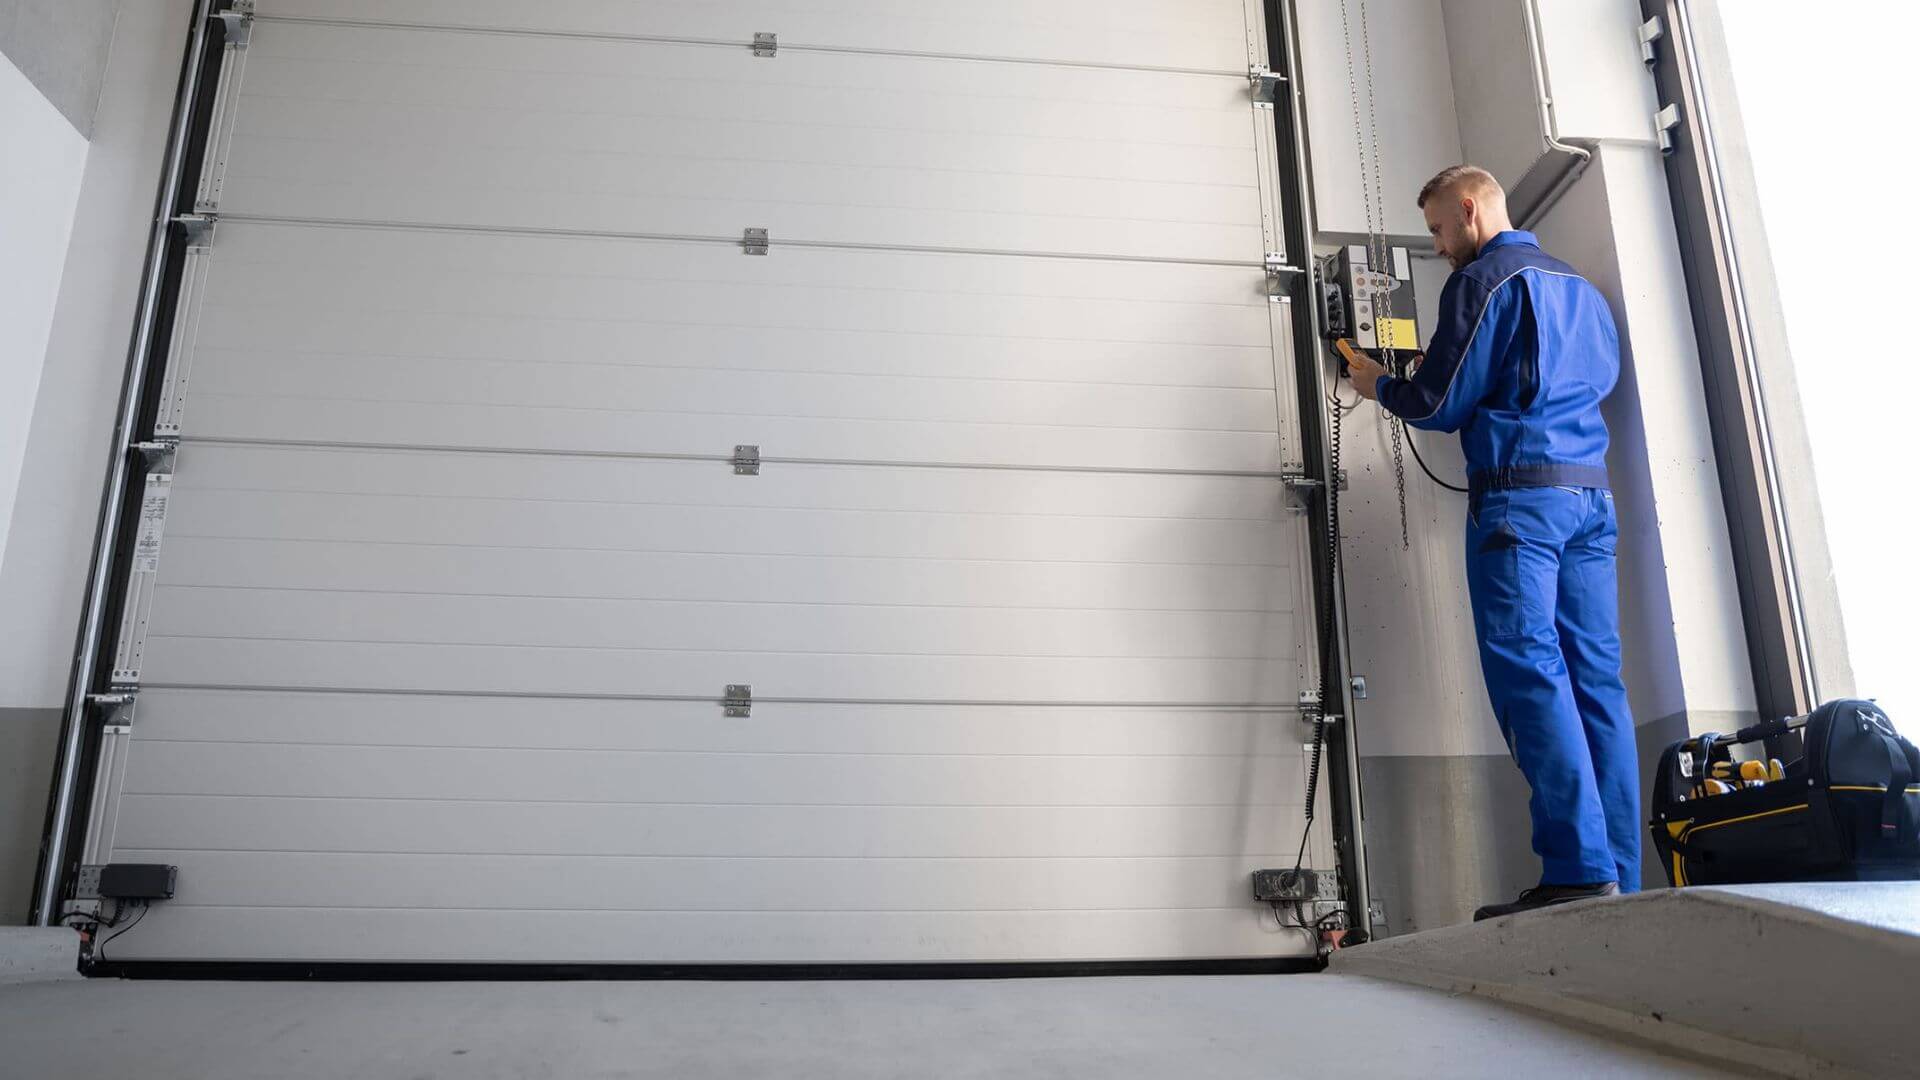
[1416,164,1505,210]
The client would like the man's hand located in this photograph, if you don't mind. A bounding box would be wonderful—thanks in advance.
[1341,342,1389,401]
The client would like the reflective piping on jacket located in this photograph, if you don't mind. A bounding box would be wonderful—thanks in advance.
[1401,266,1591,424]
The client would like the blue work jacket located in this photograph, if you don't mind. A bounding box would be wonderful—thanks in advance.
[1375,231,1619,495]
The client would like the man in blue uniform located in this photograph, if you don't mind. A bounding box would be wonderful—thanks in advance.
[1344,165,1640,919]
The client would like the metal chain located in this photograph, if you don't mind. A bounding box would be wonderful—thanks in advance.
[1355,0,1411,549]
[1335,2,1377,255]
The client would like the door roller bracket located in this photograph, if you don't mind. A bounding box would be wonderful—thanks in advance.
[214,0,254,47]
[1248,67,1283,105]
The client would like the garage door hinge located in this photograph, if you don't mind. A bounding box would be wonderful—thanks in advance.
[1248,67,1283,105]
[743,227,770,255]
[723,684,752,717]
[1655,103,1682,156]
[731,444,761,475]
[214,0,254,47]
[753,32,777,57]
[1637,15,1665,66]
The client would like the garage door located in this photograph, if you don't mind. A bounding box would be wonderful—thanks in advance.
[82,0,1331,964]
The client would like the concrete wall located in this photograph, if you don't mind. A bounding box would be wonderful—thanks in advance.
[0,0,122,134]
[0,0,188,925]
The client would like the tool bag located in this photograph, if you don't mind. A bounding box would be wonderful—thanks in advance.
[1650,699,1920,886]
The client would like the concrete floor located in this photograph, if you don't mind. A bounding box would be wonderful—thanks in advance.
[0,974,1733,1079]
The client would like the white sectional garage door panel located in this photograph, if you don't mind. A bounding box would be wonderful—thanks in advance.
[182,223,1291,472]
[214,22,1264,262]
[91,0,1330,964]
[255,0,1255,84]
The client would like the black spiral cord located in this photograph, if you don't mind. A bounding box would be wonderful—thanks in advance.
[1290,380,1348,883]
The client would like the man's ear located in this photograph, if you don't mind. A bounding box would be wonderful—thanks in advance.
[1458,195,1477,227]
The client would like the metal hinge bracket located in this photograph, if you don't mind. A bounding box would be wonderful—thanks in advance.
[743,227,769,255]
[1265,253,1303,300]
[174,213,217,245]
[1637,15,1665,66]
[1655,103,1682,156]
[86,692,138,722]
[1349,675,1369,700]
[214,0,255,47]
[1282,473,1320,512]
[74,866,107,901]
[723,684,752,717]
[753,32,777,57]
[732,444,761,475]
[131,436,180,470]
[1248,67,1282,105]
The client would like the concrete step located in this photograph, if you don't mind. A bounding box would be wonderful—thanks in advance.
[0,927,81,984]
[1330,882,1920,1079]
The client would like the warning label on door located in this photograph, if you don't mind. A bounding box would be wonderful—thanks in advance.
[133,474,173,574]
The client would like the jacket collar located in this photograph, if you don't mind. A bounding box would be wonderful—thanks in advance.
[1478,230,1539,257]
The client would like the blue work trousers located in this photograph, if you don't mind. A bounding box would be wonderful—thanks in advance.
[1465,485,1640,891]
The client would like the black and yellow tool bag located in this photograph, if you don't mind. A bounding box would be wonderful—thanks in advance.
[1651,699,1920,887]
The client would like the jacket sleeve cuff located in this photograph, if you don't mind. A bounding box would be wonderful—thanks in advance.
[1374,375,1395,411]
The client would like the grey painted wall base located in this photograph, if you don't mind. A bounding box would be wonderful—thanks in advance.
[0,927,79,983]
[1362,707,1756,934]
[1359,754,1536,935]
[0,0,123,134]
[0,708,60,925]
[1330,883,1920,1079]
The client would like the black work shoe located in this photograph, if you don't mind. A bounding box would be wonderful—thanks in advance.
[1473,882,1620,922]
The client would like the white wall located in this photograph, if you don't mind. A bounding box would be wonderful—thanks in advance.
[1442,0,1658,225]
[0,51,88,583]
[0,0,186,710]
[1295,0,1462,239]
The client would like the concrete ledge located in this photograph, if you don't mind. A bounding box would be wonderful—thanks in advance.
[1330,884,1920,1079]
[0,928,82,984]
